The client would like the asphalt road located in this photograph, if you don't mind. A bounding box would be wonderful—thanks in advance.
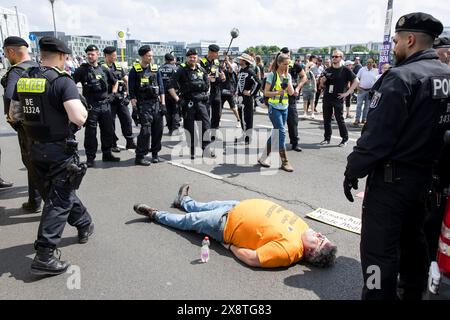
[0,88,365,300]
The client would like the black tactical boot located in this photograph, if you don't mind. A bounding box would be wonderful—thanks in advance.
[78,223,94,244]
[22,202,42,213]
[86,157,95,168]
[126,139,137,150]
[135,157,151,166]
[31,247,70,276]
[102,153,120,162]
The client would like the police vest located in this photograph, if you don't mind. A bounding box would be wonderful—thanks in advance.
[133,63,159,101]
[82,63,108,100]
[1,60,37,112]
[103,62,125,94]
[200,57,220,75]
[16,67,71,142]
[268,72,289,106]
[158,63,177,92]
[180,63,208,96]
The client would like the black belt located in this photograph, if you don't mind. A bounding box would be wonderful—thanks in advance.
[32,140,65,145]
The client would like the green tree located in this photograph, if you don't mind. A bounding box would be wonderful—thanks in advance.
[351,45,369,53]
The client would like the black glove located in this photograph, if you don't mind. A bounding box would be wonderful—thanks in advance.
[160,104,167,115]
[343,176,359,202]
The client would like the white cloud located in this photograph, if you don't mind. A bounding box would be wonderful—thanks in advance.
[2,0,449,49]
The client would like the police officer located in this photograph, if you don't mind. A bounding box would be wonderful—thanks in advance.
[159,52,181,135]
[280,47,307,152]
[344,13,450,300]
[433,36,450,66]
[128,45,166,166]
[102,46,136,152]
[73,44,120,167]
[168,49,212,159]
[1,36,42,211]
[9,37,93,275]
[199,44,225,137]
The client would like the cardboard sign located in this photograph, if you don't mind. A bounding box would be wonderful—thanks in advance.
[306,208,361,235]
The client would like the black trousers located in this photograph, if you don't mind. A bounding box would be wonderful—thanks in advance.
[322,100,348,141]
[84,103,114,159]
[17,125,42,206]
[287,95,299,147]
[182,100,211,157]
[110,98,133,147]
[238,95,254,133]
[314,89,322,108]
[136,101,163,158]
[165,95,181,132]
[30,142,91,249]
[361,167,431,300]
[209,87,222,129]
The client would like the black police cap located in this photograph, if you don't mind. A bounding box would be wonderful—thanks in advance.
[39,36,72,54]
[395,12,444,38]
[434,36,450,48]
[165,53,175,61]
[138,45,152,56]
[103,46,117,54]
[3,36,29,48]
[186,48,198,57]
[208,44,220,52]
[280,47,290,54]
[85,44,99,53]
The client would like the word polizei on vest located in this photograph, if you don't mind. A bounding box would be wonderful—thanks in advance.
[432,76,450,124]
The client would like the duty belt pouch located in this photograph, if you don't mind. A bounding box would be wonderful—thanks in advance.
[384,162,394,183]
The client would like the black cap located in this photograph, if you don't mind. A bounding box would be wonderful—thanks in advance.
[39,36,72,54]
[3,36,29,48]
[395,12,444,38]
[208,44,220,52]
[280,47,290,54]
[186,48,198,57]
[164,53,175,61]
[434,36,450,48]
[103,46,116,54]
[85,44,99,53]
[138,45,152,56]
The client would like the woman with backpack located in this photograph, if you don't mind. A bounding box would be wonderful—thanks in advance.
[258,53,296,172]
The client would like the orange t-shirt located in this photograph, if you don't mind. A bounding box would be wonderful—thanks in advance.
[223,199,309,268]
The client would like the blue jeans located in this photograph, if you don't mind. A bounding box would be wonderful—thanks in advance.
[267,106,288,151]
[355,90,371,122]
[155,197,240,242]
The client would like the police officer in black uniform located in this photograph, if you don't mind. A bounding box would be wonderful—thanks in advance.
[280,47,307,152]
[102,46,136,152]
[1,36,42,210]
[344,13,450,300]
[168,49,212,159]
[73,44,120,167]
[159,52,181,135]
[199,44,225,138]
[128,45,166,166]
[10,37,93,275]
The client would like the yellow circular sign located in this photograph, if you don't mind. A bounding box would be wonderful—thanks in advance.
[118,31,125,38]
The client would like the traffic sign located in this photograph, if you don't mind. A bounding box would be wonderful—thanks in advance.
[117,30,126,49]
[29,33,36,41]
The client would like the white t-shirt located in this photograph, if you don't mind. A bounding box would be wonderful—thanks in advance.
[357,67,379,89]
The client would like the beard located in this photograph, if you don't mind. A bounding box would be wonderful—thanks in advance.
[393,51,406,65]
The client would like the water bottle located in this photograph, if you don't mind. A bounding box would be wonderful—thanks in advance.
[201,236,210,263]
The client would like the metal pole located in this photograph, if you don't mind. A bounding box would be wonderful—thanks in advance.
[3,14,9,37]
[0,24,4,46]
[50,0,57,38]
[14,6,21,37]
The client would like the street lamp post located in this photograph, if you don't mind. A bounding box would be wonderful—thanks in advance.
[14,6,21,37]
[49,0,57,38]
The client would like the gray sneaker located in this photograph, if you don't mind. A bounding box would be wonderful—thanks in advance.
[172,184,190,209]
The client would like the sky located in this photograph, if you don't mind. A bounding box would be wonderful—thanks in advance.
[2,0,449,49]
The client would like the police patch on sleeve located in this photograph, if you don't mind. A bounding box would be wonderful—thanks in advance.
[370,91,382,109]
[431,77,450,99]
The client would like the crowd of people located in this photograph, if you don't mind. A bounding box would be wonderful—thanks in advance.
[1,10,449,300]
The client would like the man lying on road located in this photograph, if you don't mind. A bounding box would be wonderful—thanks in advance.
[133,184,337,268]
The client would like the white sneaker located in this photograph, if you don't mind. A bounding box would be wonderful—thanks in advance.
[236,121,241,128]
[310,114,316,119]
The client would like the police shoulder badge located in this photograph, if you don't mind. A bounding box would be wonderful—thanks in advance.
[370,91,382,109]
